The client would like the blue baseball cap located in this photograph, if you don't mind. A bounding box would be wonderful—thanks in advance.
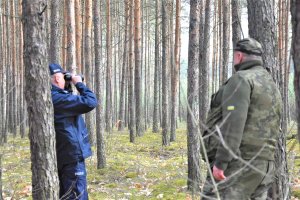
[49,63,65,75]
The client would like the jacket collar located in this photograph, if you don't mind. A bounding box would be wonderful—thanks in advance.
[234,59,263,71]
[51,84,69,94]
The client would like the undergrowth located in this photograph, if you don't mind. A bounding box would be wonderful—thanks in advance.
[0,125,299,199]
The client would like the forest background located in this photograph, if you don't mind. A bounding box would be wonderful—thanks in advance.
[0,0,300,199]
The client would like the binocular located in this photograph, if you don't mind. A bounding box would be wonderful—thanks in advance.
[64,72,84,92]
[64,72,84,82]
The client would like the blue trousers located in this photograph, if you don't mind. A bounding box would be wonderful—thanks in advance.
[58,160,88,200]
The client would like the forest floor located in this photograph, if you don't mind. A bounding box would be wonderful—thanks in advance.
[0,124,299,200]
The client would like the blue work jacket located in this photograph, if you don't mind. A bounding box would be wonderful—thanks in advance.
[51,82,98,169]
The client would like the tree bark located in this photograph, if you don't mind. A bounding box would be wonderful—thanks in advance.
[134,0,143,136]
[75,0,82,73]
[292,0,300,153]
[170,0,181,142]
[222,0,230,81]
[119,0,130,131]
[187,0,201,193]
[152,0,160,133]
[162,0,170,146]
[231,0,241,73]
[84,0,95,144]
[199,0,211,132]
[49,0,61,63]
[11,0,17,137]
[66,0,77,73]
[106,0,113,133]
[22,0,59,198]
[129,0,136,143]
[248,0,289,199]
[94,0,106,169]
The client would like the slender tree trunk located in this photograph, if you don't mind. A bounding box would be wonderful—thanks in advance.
[106,0,113,133]
[75,0,82,73]
[0,154,3,200]
[134,0,143,136]
[170,0,181,142]
[22,1,59,198]
[187,0,201,193]
[19,1,26,138]
[218,0,223,85]
[152,0,160,133]
[231,0,241,73]
[0,0,4,143]
[49,0,61,63]
[222,0,230,81]
[283,0,290,129]
[199,0,211,132]
[84,0,94,144]
[66,0,77,73]
[162,0,170,146]
[212,0,218,94]
[2,0,7,144]
[129,0,135,142]
[94,0,106,169]
[119,0,130,131]
[62,2,67,68]
[11,0,17,137]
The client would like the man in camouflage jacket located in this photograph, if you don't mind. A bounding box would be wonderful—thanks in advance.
[201,38,282,199]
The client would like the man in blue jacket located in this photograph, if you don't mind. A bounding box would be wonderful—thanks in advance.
[49,63,98,200]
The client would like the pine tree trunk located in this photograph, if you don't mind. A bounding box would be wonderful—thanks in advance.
[75,0,82,73]
[22,0,59,198]
[231,0,241,73]
[2,0,7,144]
[218,0,223,85]
[292,0,300,161]
[248,0,289,198]
[84,0,95,144]
[162,0,170,146]
[170,0,181,142]
[134,0,143,136]
[119,0,130,131]
[129,0,136,143]
[94,0,106,169]
[106,0,113,133]
[199,0,211,132]
[0,0,4,143]
[11,0,17,137]
[152,0,160,133]
[222,0,229,81]
[187,0,201,192]
[66,0,77,73]
[19,1,26,138]
[49,0,61,63]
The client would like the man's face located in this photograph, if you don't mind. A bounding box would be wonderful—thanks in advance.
[52,73,65,90]
[233,51,243,66]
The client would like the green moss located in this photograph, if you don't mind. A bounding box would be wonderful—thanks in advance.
[173,179,186,187]
[125,172,138,178]
[105,183,117,188]
[292,189,300,198]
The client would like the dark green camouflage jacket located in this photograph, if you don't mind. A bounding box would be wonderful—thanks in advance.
[202,59,282,171]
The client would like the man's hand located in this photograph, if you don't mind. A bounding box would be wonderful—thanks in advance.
[213,165,226,181]
[72,75,83,85]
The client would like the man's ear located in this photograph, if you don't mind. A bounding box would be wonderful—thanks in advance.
[54,74,60,83]
[237,52,243,63]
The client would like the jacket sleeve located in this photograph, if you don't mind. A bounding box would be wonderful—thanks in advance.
[214,74,251,170]
[53,82,98,117]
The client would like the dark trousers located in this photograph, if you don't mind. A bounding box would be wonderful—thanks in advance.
[58,160,88,200]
